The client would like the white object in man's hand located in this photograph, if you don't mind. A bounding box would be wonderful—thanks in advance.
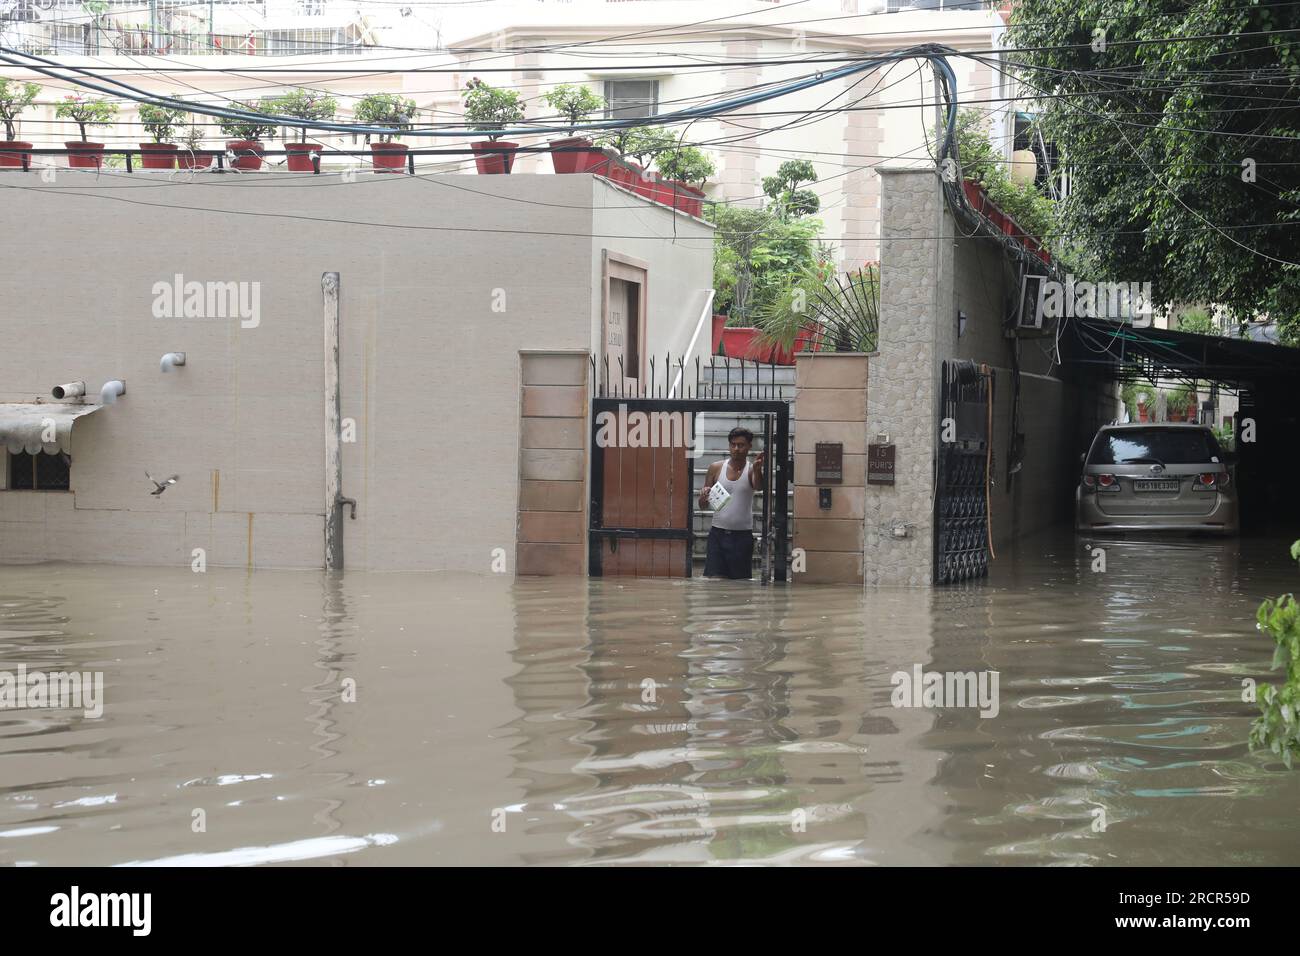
[706,482,732,514]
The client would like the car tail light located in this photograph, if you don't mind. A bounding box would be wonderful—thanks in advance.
[1082,475,1096,489]
[1096,474,1120,492]
[1195,472,1228,491]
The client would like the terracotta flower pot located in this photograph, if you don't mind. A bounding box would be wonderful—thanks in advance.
[177,149,213,170]
[226,140,264,171]
[961,178,985,213]
[676,183,705,217]
[720,327,768,361]
[470,140,517,174]
[66,141,105,169]
[631,166,657,200]
[0,140,32,168]
[650,173,677,207]
[711,314,726,354]
[549,136,606,174]
[139,142,178,170]
[370,142,408,173]
[285,142,323,172]
[611,160,641,190]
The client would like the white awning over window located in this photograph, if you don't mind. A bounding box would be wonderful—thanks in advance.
[0,403,103,455]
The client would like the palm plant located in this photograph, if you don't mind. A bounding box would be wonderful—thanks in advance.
[756,263,880,354]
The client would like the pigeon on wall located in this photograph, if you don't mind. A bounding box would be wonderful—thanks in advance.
[146,472,179,496]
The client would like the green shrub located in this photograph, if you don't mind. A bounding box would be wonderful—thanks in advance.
[1251,542,1300,769]
[55,94,118,142]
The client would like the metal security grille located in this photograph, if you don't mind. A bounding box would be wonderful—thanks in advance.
[589,354,790,581]
[935,360,993,585]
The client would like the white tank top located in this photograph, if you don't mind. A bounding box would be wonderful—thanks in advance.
[712,458,755,531]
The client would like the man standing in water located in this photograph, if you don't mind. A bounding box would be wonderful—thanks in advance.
[699,427,765,579]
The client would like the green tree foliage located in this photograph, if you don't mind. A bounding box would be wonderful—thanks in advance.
[136,103,188,144]
[0,80,40,141]
[1006,0,1300,342]
[709,204,825,323]
[356,93,418,142]
[954,108,1057,248]
[595,125,677,165]
[1177,307,1216,335]
[542,84,604,135]
[761,159,820,219]
[1251,542,1300,769]
[217,100,278,142]
[265,89,338,142]
[655,145,716,186]
[54,95,118,142]
[460,80,522,140]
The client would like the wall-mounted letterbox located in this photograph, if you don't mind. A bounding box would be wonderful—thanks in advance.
[815,442,843,485]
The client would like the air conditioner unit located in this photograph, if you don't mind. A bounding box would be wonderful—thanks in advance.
[1016,274,1047,331]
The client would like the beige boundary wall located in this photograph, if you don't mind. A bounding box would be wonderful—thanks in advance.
[792,353,869,585]
[0,172,709,571]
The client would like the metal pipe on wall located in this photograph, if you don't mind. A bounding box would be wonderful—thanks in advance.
[323,272,343,571]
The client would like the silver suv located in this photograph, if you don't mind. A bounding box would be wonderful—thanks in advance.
[1075,422,1238,535]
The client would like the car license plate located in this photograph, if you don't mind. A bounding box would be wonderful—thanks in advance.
[1134,479,1180,492]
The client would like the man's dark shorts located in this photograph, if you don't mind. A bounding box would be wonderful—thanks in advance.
[704,525,754,579]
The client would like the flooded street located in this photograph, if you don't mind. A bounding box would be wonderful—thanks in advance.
[2,531,1298,866]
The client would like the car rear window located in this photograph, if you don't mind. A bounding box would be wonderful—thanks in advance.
[1088,428,1221,465]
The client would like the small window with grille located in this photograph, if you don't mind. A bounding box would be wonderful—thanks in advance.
[603,80,659,120]
[6,451,71,491]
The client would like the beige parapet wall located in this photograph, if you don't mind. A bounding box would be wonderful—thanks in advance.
[516,351,589,576]
[0,172,710,570]
[792,353,869,584]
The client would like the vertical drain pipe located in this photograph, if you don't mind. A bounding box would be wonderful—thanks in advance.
[323,272,343,570]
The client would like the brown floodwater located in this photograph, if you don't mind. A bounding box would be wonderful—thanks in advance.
[1,530,1298,866]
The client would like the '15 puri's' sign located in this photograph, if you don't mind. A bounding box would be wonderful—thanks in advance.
[868,442,895,485]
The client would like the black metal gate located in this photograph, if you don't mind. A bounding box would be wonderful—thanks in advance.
[935,360,994,585]
[589,354,791,582]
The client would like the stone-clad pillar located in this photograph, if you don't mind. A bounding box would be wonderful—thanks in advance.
[864,168,954,586]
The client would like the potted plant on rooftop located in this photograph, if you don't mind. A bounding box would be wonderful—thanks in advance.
[136,103,186,169]
[0,79,39,169]
[177,119,211,169]
[270,88,338,172]
[56,94,118,169]
[462,78,524,174]
[541,83,606,174]
[353,93,417,173]
[218,100,277,170]
[596,125,676,199]
[655,144,714,217]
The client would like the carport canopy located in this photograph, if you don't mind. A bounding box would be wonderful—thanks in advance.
[1065,317,1300,388]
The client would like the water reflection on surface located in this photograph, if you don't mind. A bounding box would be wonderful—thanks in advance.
[0,531,1297,866]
